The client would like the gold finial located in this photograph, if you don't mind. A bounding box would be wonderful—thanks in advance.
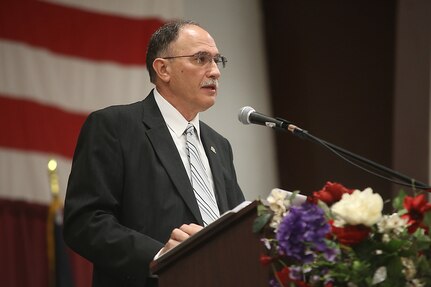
[48,159,57,172]
[47,159,59,197]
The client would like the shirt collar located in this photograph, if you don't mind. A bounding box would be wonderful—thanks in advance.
[153,88,201,138]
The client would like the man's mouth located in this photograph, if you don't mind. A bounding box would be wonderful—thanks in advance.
[202,84,217,91]
[201,80,218,91]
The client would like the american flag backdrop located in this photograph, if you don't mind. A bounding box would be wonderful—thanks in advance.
[0,0,183,206]
[0,1,184,286]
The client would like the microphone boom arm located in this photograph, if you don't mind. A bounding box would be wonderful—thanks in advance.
[280,121,431,190]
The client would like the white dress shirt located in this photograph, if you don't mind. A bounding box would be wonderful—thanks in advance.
[153,88,216,195]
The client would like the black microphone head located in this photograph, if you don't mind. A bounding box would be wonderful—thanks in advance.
[238,106,255,125]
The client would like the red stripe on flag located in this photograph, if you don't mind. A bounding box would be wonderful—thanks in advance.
[0,95,87,159]
[0,0,165,65]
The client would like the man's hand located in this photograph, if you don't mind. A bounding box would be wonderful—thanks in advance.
[160,223,203,256]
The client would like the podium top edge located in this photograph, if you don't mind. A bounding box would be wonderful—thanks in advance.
[150,200,259,274]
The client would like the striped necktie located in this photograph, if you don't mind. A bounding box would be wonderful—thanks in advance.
[185,123,220,226]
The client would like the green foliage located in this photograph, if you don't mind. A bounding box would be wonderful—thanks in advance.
[253,204,272,233]
[392,190,407,211]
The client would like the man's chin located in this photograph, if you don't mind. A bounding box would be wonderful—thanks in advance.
[197,100,216,114]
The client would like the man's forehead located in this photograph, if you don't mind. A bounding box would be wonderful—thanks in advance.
[173,25,217,51]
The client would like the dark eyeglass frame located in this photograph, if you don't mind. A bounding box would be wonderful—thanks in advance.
[162,51,227,68]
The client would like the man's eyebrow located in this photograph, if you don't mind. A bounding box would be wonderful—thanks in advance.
[195,51,220,55]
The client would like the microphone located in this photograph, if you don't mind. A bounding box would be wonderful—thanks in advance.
[238,107,431,190]
[238,106,290,131]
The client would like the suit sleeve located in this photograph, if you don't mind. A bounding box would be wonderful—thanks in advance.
[225,138,246,207]
[63,110,163,284]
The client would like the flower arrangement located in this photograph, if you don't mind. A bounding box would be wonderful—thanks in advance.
[254,182,431,287]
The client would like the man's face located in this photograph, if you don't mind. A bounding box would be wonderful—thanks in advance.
[165,25,222,119]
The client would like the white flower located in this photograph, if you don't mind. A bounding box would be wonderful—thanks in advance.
[401,257,416,280]
[267,188,290,213]
[269,215,283,229]
[266,188,291,230]
[406,279,425,287]
[330,188,383,227]
[372,266,387,285]
[267,188,290,214]
[261,238,271,250]
[382,234,391,243]
[377,213,408,239]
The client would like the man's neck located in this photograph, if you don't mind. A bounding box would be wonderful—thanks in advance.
[155,86,198,122]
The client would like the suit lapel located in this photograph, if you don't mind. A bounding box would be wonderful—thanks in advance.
[141,92,203,225]
[200,125,229,214]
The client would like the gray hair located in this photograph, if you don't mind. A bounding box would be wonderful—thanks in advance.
[146,20,200,83]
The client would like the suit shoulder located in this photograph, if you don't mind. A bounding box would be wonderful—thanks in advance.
[91,101,143,117]
[200,121,222,136]
[80,101,144,135]
[200,121,230,144]
[84,101,143,124]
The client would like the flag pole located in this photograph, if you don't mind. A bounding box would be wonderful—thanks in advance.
[47,159,61,287]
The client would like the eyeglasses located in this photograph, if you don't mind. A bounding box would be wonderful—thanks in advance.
[162,51,227,68]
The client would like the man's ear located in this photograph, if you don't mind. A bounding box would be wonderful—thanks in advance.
[153,58,170,83]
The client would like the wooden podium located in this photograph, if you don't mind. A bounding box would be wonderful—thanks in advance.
[150,201,269,287]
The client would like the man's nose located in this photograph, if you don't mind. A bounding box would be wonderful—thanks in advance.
[207,60,221,79]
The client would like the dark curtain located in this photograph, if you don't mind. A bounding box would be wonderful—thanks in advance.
[0,199,92,287]
[261,0,396,200]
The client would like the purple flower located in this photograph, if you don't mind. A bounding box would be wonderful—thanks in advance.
[289,265,303,281]
[276,202,333,262]
[269,279,281,287]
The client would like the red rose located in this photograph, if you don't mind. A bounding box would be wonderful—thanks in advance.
[275,266,310,287]
[294,281,310,287]
[309,181,354,206]
[330,220,370,245]
[275,266,290,285]
[259,254,273,266]
[401,194,431,234]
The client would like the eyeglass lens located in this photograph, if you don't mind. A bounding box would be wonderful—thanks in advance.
[195,52,227,68]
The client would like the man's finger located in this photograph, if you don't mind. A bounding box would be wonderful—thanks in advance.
[179,223,203,236]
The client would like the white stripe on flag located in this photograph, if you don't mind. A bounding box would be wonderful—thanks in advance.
[0,40,153,113]
[0,148,71,204]
[42,0,184,19]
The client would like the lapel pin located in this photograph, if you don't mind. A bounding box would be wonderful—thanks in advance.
[211,146,216,154]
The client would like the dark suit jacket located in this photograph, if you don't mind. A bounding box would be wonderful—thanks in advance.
[63,91,245,287]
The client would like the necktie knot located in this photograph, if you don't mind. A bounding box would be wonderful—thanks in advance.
[185,123,195,137]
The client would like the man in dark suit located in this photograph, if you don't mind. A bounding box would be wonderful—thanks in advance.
[63,20,245,287]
